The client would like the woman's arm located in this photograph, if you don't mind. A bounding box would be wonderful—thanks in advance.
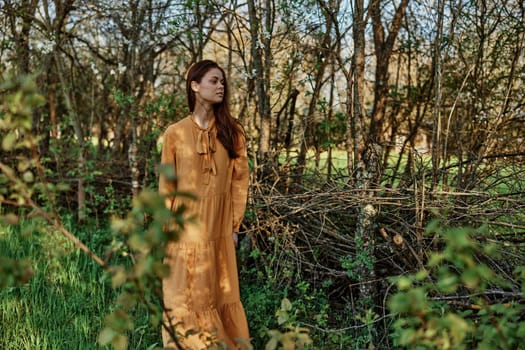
[159,127,177,209]
[231,134,249,233]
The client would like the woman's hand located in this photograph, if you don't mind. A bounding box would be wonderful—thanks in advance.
[232,232,238,248]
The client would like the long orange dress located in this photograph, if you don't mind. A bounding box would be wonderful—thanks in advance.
[159,115,251,349]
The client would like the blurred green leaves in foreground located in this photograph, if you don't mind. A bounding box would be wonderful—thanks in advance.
[388,222,525,350]
[0,73,186,349]
[1,75,45,287]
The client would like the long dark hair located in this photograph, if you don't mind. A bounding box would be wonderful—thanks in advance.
[186,60,243,158]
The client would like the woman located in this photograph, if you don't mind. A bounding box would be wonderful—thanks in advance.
[159,60,251,349]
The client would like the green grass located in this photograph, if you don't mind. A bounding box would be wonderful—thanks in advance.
[0,218,289,350]
[0,220,160,350]
[1,217,362,350]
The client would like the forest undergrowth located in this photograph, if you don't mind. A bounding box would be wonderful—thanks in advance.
[239,162,525,349]
[1,76,524,349]
[3,162,524,349]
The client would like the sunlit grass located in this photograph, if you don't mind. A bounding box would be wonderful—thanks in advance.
[0,220,160,350]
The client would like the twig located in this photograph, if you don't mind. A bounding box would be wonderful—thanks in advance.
[0,162,106,267]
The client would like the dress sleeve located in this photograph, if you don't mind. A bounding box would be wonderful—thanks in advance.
[231,133,249,232]
[159,127,177,209]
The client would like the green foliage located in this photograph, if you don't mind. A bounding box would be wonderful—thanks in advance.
[98,188,185,350]
[112,88,136,108]
[266,298,313,350]
[340,236,375,282]
[89,182,130,218]
[0,75,186,349]
[0,187,185,350]
[240,243,373,350]
[240,247,288,349]
[316,111,346,150]
[294,280,330,328]
[388,221,525,350]
[1,74,48,287]
[0,256,33,288]
[0,74,46,205]
[240,246,322,349]
[0,219,159,349]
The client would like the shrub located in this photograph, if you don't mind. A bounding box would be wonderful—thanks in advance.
[388,222,525,350]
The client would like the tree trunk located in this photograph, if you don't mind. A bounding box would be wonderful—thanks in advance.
[284,89,299,161]
[351,0,366,170]
[54,51,87,222]
[326,61,336,180]
[352,0,378,305]
[295,1,334,178]
[368,0,410,146]
[48,0,87,222]
[431,0,445,191]
[5,0,38,74]
[247,0,272,170]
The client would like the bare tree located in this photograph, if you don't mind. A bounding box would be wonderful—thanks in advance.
[246,0,273,168]
[431,0,445,190]
[368,0,410,148]
[2,0,39,74]
[294,0,338,179]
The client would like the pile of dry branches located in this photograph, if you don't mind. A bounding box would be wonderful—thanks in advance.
[244,169,525,307]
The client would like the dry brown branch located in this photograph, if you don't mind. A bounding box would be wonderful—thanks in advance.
[0,162,106,267]
[244,169,525,306]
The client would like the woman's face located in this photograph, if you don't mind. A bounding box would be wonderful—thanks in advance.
[192,68,225,105]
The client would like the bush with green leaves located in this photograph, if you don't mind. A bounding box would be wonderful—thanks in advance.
[0,74,189,349]
[388,221,525,350]
[1,75,48,286]
[265,297,313,350]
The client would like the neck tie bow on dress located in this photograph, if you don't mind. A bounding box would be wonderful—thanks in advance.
[196,128,217,184]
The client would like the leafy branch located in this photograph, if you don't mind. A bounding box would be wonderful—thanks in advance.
[388,221,525,349]
[0,74,188,349]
